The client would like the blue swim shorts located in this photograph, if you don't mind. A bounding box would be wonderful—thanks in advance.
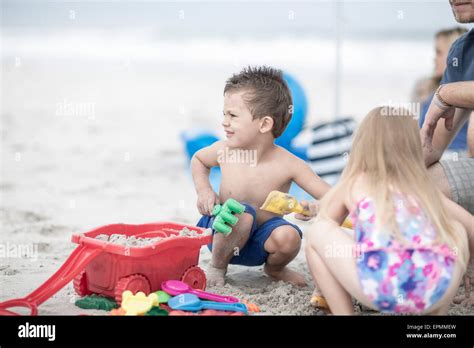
[197,202,302,266]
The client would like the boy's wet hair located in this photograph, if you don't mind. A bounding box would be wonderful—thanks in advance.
[224,66,293,138]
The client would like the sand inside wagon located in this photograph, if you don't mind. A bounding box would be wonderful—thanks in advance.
[94,227,212,247]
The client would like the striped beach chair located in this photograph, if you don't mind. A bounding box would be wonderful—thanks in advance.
[306,117,356,185]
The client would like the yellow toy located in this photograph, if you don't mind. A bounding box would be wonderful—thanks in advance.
[260,191,310,216]
[260,190,353,228]
[342,218,352,229]
[121,290,159,316]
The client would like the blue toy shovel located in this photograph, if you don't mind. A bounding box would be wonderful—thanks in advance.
[168,294,248,314]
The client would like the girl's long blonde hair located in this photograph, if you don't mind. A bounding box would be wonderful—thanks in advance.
[320,106,469,267]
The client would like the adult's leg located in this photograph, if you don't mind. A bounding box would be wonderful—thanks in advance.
[436,158,474,214]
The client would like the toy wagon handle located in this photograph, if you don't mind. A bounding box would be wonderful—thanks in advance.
[0,245,102,316]
[0,299,38,316]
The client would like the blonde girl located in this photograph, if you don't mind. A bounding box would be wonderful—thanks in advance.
[306,106,473,315]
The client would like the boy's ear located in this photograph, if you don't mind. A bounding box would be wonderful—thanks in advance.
[259,116,274,134]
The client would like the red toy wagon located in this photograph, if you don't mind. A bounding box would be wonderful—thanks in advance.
[0,222,211,315]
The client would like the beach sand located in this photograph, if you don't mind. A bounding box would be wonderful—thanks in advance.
[1,203,472,315]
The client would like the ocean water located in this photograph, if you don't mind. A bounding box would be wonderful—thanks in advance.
[2,0,468,123]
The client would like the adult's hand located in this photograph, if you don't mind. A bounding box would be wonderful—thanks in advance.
[420,101,456,151]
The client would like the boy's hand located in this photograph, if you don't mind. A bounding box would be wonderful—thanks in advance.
[197,188,219,216]
[295,200,319,221]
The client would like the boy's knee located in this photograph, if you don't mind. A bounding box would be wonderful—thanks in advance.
[268,226,301,254]
[235,211,254,228]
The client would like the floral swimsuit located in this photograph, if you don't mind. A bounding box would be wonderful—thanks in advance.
[350,195,456,313]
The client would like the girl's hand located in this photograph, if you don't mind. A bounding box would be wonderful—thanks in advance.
[295,200,319,221]
[197,188,219,216]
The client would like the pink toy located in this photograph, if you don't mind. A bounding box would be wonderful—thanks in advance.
[161,280,239,303]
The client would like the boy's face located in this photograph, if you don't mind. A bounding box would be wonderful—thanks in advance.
[222,90,262,148]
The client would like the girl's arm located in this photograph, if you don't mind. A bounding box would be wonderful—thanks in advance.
[316,183,350,226]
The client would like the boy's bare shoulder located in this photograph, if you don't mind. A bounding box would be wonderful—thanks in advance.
[198,140,228,156]
[271,145,304,164]
[210,140,228,151]
[193,140,228,167]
